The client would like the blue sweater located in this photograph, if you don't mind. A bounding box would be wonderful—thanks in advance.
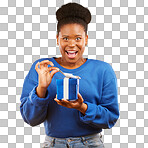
[20,57,119,138]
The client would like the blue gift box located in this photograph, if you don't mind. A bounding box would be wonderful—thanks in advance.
[56,77,79,100]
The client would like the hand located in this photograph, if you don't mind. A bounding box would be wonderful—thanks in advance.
[54,93,88,115]
[35,60,59,89]
[35,60,59,98]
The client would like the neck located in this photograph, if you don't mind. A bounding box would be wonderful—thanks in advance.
[59,57,86,69]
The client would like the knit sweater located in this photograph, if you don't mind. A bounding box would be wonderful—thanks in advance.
[20,57,119,138]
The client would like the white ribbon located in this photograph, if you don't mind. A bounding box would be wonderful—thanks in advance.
[77,79,79,95]
[63,77,69,99]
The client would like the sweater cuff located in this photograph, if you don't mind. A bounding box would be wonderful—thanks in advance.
[29,85,50,107]
[79,101,98,123]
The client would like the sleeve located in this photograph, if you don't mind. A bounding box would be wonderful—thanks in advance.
[79,64,119,129]
[20,60,51,126]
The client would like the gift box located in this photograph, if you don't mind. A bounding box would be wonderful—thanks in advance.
[56,77,79,100]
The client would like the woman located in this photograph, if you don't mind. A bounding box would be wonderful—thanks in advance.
[20,2,119,148]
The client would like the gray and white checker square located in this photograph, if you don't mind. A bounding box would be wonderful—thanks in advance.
[0,0,148,147]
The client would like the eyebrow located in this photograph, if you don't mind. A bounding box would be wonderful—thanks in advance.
[62,35,82,37]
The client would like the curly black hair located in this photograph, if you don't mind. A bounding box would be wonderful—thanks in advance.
[56,2,91,35]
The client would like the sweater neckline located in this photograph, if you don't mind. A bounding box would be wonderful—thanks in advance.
[51,57,90,73]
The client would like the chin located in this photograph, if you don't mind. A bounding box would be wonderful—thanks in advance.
[64,54,79,61]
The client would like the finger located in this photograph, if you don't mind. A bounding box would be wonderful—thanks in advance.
[54,98,60,103]
[69,100,77,103]
[61,99,74,107]
[60,101,69,107]
[39,63,48,70]
[56,98,68,104]
[54,98,63,105]
[35,62,41,73]
[77,93,83,103]
[54,98,65,103]
[78,93,82,99]
[39,60,54,67]
[50,69,59,78]
[61,99,69,102]
[44,63,48,68]
[54,99,62,105]
[48,67,59,72]
[54,98,67,106]
[39,60,53,69]
[61,99,75,108]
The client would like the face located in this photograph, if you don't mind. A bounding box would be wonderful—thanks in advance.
[56,23,88,64]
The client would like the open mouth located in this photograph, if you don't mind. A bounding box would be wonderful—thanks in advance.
[65,50,78,59]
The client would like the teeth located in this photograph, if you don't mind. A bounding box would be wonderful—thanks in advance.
[67,51,77,53]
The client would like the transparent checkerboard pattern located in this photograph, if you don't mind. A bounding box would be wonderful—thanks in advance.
[0,0,148,148]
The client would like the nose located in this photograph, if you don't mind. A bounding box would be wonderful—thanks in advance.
[68,39,75,47]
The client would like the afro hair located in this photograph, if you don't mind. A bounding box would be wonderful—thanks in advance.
[56,2,91,34]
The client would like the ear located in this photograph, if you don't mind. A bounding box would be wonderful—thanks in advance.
[85,34,88,46]
[56,34,59,45]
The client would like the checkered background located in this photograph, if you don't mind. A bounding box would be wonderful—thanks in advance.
[0,0,148,147]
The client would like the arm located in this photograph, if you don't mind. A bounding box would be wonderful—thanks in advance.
[79,78,119,129]
[20,59,59,126]
[20,74,51,126]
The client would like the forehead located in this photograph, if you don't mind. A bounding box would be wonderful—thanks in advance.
[59,23,85,36]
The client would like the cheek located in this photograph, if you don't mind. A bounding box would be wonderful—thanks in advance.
[77,41,85,50]
[59,42,66,50]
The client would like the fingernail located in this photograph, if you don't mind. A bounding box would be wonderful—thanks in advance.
[50,62,54,66]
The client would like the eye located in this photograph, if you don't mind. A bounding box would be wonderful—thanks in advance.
[63,37,68,41]
[76,37,81,41]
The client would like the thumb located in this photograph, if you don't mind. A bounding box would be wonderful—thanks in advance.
[77,93,83,103]
[50,69,59,78]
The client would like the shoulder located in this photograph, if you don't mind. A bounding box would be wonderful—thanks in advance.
[88,58,112,71]
[88,58,116,80]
